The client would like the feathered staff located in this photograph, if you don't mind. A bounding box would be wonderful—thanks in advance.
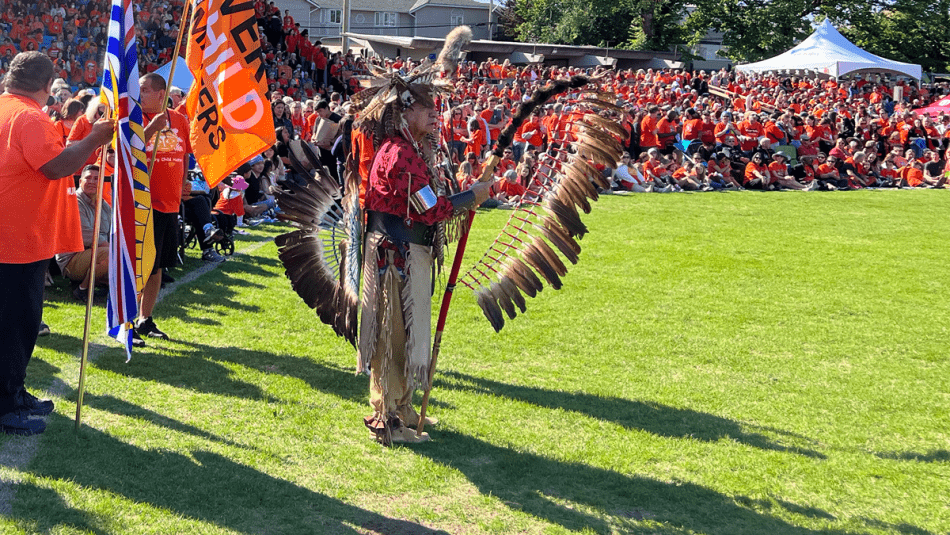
[417,74,611,434]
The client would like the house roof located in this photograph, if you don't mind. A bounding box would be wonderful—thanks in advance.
[409,0,489,13]
[312,0,487,12]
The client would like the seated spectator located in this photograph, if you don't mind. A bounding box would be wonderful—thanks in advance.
[613,152,649,192]
[491,169,526,205]
[181,174,226,263]
[842,151,870,189]
[922,149,948,188]
[493,147,516,178]
[242,155,279,217]
[54,165,110,301]
[743,152,771,190]
[816,154,845,190]
[708,152,742,189]
[768,152,808,190]
[213,174,248,232]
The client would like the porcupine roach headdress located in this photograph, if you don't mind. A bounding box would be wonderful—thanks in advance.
[272,26,473,346]
[464,83,630,332]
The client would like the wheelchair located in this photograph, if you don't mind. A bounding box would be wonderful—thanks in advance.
[179,171,236,259]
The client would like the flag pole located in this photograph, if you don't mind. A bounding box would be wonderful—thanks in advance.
[417,157,498,435]
[76,129,113,430]
[145,0,191,175]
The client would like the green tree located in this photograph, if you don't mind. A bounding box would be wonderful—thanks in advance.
[686,0,950,71]
[841,0,950,72]
[625,0,691,51]
[511,0,687,50]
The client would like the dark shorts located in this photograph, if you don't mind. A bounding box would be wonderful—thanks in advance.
[152,210,180,273]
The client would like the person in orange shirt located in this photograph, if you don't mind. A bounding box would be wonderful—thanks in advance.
[680,108,702,143]
[767,152,807,190]
[0,52,114,435]
[743,152,771,190]
[816,154,843,190]
[134,73,191,341]
[737,112,764,153]
[639,106,661,155]
[461,117,486,158]
[713,111,739,146]
[656,109,678,155]
[900,159,926,187]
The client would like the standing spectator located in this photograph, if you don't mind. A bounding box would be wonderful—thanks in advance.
[0,52,114,435]
[639,106,661,155]
[135,72,190,341]
[271,99,293,133]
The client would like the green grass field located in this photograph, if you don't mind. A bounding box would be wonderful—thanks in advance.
[2,190,949,534]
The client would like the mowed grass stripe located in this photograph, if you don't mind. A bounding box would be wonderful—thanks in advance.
[0,191,947,534]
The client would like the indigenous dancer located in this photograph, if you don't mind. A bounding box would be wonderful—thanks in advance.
[275,27,487,445]
[355,68,490,444]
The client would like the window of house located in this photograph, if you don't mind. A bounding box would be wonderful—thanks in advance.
[451,13,463,26]
[375,12,396,27]
[327,9,342,24]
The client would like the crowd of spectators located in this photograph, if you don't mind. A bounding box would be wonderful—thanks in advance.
[8,0,950,281]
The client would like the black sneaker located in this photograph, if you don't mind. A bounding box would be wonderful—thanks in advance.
[17,389,54,416]
[135,317,168,340]
[37,322,51,337]
[0,410,46,436]
[201,249,226,263]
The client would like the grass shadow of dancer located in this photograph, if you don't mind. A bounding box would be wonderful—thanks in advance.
[438,371,825,458]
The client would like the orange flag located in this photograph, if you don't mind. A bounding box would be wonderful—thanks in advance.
[184,0,275,187]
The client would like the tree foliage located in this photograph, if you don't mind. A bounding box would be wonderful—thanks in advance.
[511,0,688,50]
[686,0,950,72]
[508,0,950,72]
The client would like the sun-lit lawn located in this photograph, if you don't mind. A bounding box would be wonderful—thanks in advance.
[2,189,949,534]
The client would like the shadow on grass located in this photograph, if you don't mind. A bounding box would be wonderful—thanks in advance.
[79,393,274,455]
[438,371,825,459]
[416,430,856,535]
[7,483,110,535]
[860,518,935,535]
[874,449,950,463]
[94,345,278,402]
[177,340,365,403]
[16,414,449,535]
[95,341,363,405]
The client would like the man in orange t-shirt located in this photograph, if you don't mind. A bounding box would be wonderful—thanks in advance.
[0,52,114,435]
[639,106,661,155]
[135,73,191,341]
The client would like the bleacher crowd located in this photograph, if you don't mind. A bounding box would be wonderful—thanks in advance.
[5,0,950,435]
[5,0,950,294]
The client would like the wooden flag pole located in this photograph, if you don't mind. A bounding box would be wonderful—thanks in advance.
[145,0,191,176]
[76,125,113,430]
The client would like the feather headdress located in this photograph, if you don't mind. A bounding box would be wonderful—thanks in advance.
[351,25,472,143]
[274,27,474,346]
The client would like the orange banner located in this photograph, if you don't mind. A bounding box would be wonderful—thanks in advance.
[184,0,275,187]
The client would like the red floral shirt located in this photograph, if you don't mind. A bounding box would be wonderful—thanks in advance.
[366,136,455,227]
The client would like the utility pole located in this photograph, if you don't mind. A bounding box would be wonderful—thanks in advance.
[342,0,350,52]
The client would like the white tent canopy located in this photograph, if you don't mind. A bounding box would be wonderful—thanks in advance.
[736,20,921,81]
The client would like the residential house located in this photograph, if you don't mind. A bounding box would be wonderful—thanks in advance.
[279,0,491,42]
